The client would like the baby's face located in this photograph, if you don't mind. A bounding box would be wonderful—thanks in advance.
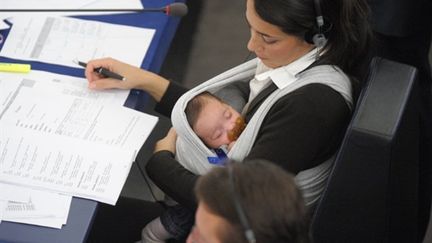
[193,99,245,149]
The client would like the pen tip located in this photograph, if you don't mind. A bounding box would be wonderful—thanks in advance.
[73,59,87,68]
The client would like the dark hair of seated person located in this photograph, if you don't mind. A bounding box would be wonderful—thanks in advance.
[194,159,311,243]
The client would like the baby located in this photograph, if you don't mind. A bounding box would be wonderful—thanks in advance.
[141,91,246,243]
[185,91,246,151]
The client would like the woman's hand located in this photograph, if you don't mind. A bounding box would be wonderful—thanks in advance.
[154,127,177,154]
[85,57,170,102]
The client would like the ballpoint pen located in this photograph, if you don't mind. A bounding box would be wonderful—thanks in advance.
[74,60,126,81]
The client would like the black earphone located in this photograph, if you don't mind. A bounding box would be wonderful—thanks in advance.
[312,0,327,47]
[228,165,256,243]
[304,0,332,48]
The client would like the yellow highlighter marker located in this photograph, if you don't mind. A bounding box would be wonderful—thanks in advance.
[0,63,31,73]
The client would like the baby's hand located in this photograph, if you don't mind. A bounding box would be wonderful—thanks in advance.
[154,127,177,154]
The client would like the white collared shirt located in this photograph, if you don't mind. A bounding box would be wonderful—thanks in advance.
[247,49,318,103]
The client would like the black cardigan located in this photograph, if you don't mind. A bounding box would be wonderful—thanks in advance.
[144,81,351,209]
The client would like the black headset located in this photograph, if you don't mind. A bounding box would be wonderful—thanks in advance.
[228,165,256,243]
[307,0,329,47]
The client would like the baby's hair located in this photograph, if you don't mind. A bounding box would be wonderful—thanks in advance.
[185,91,223,129]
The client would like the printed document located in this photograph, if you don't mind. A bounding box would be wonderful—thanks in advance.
[2,0,143,10]
[0,125,135,205]
[0,183,30,203]
[0,71,159,205]
[0,71,157,152]
[0,0,144,19]
[1,87,156,151]
[0,70,130,107]
[0,16,155,68]
[0,184,72,229]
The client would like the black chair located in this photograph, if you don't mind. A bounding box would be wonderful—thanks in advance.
[311,57,420,243]
[423,207,432,242]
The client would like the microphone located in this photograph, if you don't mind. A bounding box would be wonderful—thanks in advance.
[148,3,188,17]
[0,3,189,17]
[157,3,188,17]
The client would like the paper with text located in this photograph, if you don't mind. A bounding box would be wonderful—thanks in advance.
[3,188,72,229]
[0,82,157,152]
[0,125,134,205]
[0,70,130,108]
[0,201,5,223]
[2,0,143,10]
[0,0,144,19]
[0,183,31,203]
[0,70,159,205]
[0,16,155,68]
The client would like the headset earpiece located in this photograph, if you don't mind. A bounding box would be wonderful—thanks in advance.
[312,33,327,47]
[311,0,327,47]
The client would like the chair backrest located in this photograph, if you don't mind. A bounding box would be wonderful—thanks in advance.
[311,57,419,243]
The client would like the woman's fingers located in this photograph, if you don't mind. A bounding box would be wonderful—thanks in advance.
[83,57,171,102]
[88,78,125,90]
[85,58,117,82]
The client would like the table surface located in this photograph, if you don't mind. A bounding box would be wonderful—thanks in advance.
[0,0,182,242]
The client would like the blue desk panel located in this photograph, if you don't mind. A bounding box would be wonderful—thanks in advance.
[0,0,183,242]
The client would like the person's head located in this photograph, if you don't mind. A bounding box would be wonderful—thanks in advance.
[246,0,372,79]
[185,92,246,149]
[188,159,310,243]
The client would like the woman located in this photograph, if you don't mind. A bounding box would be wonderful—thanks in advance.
[85,0,372,241]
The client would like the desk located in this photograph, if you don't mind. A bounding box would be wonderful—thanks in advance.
[0,0,183,242]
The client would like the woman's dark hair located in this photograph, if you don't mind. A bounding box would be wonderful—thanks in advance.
[194,159,311,243]
[253,0,373,81]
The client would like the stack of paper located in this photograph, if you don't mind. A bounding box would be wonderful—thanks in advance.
[0,70,159,228]
[0,9,158,230]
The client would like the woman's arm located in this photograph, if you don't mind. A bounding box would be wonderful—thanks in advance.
[145,128,199,209]
[85,58,170,102]
[84,58,189,117]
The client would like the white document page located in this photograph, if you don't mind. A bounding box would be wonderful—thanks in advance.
[0,85,157,151]
[0,76,21,114]
[0,201,5,223]
[0,70,130,107]
[0,183,31,203]
[3,190,72,229]
[81,0,144,9]
[0,125,135,205]
[0,0,143,19]
[0,16,155,68]
[2,0,143,10]
[2,0,96,9]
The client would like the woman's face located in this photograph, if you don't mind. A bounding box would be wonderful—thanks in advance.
[246,0,313,68]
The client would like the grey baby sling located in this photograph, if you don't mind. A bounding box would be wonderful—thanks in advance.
[171,58,352,206]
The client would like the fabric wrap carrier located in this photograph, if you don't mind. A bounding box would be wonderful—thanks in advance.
[171,58,352,206]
